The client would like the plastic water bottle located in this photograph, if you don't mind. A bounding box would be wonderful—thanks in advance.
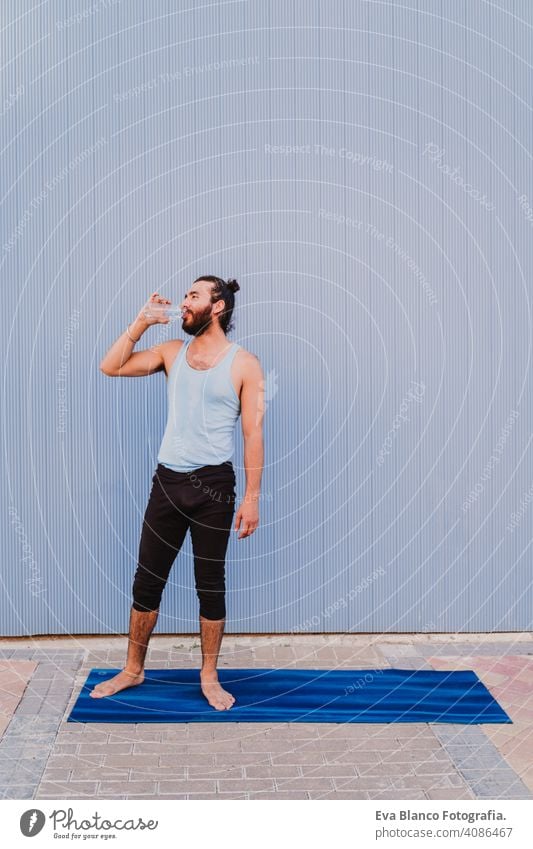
[142,303,184,321]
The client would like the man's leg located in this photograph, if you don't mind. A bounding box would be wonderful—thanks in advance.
[199,614,225,674]
[189,466,236,710]
[199,614,232,709]
[91,467,189,699]
[90,607,159,698]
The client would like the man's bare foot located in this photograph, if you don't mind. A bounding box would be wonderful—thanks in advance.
[200,671,235,710]
[89,669,144,699]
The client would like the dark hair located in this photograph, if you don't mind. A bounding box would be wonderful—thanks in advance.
[194,275,240,334]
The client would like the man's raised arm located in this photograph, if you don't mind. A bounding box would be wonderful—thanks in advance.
[100,291,172,377]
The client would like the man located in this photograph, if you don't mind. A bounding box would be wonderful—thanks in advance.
[91,276,264,710]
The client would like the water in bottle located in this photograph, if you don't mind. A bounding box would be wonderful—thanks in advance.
[143,303,184,321]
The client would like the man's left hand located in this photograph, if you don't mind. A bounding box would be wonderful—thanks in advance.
[234,498,259,539]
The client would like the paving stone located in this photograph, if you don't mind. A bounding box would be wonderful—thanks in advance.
[414,761,462,775]
[76,741,133,755]
[271,752,326,765]
[0,740,29,756]
[209,723,280,737]
[383,734,437,750]
[381,748,449,763]
[273,648,296,660]
[95,793,129,800]
[122,729,168,741]
[440,743,496,758]
[459,767,522,782]
[187,725,226,739]
[38,768,72,781]
[129,767,187,780]
[30,665,65,678]
[27,685,52,697]
[36,781,98,797]
[59,730,107,743]
[215,752,269,766]
[275,776,335,792]
[158,779,217,794]
[9,760,47,777]
[5,715,56,732]
[157,730,191,742]
[98,781,157,795]
[327,776,392,791]
[69,768,131,781]
[145,651,172,661]
[218,778,276,793]
[233,737,280,754]
[1,785,35,798]
[309,790,370,799]
[133,742,190,754]
[103,754,161,767]
[491,792,533,800]
[391,775,465,790]
[245,765,301,779]
[300,764,359,778]
[184,740,242,753]
[249,791,310,799]
[357,762,416,777]
[46,754,104,768]
[451,755,510,769]
[315,726,377,739]
[313,647,340,659]
[148,789,191,799]
[76,731,128,743]
[184,792,249,799]
[371,789,428,799]
[75,723,136,734]
[425,788,475,799]
[187,766,244,779]
[397,738,443,750]
[323,749,387,767]
[306,738,362,752]
[35,707,67,720]
[323,750,382,765]
[162,750,217,765]
[466,779,531,798]
[434,727,490,742]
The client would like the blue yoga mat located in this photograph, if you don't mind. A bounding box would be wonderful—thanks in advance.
[67,667,511,724]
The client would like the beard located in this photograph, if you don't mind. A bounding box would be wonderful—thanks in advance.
[181,304,214,336]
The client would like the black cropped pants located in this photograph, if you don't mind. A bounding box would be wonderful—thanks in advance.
[132,461,236,619]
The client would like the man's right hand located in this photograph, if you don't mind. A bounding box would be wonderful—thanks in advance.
[133,291,173,329]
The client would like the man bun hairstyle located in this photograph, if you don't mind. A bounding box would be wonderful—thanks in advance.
[194,275,240,335]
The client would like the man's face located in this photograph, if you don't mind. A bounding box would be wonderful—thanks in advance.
[180,280,221,336]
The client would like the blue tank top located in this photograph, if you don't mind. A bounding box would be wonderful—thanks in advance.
[157,337,242,472]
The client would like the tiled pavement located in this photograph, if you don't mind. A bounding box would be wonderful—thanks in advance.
[429,654,533,797]
[0,634,531,800]
[0,661,37,737]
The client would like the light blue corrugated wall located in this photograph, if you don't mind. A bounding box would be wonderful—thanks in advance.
[1,1,532,635]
